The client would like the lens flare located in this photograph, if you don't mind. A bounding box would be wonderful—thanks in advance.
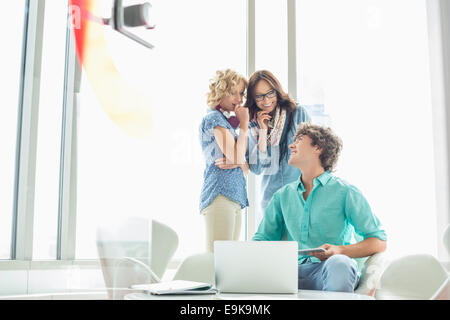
[69,0,153,139]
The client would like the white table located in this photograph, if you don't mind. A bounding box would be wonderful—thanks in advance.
[125,289,374,300]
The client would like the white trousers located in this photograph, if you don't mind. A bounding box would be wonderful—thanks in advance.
[201,195,242,252]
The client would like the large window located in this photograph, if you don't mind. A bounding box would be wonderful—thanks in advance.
[255,0,288,89]
[296,0,437,258]
[75,0,246,260]
[0,1,26,259]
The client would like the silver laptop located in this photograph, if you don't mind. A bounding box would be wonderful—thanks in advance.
[214,241,298,294]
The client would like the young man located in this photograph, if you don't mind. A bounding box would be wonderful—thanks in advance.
[252,123,387,292]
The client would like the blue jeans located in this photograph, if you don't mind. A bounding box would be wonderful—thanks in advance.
[298,254,359,292]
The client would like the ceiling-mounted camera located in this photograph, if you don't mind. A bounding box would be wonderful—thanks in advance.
[103,0,155,49]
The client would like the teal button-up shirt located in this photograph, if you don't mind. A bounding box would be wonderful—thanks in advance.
[252,171,387,268]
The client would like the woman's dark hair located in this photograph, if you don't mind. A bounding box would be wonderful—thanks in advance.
[244,70,298,163]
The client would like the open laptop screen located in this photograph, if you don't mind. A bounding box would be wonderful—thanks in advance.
[214,241,298,294]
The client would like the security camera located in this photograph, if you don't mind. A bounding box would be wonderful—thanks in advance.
[73,0,156,49]
[112,0,155,49]
[123,3,155,29]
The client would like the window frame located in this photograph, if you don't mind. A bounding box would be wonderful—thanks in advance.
[57,14,81,260]
[12,0,45,261]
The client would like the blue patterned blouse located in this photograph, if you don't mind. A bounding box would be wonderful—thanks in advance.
[198,110,249,212]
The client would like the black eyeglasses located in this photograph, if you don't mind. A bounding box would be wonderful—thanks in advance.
[255,89,276,102]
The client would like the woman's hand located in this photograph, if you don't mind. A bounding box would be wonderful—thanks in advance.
[215,158,249,177]
[239,162,249,176]
[235,105,249,127]
[309,244,343,261]
[256,110,271,130]
[215,157,240,170]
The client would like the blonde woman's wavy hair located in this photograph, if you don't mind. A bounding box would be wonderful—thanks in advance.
[207,69,247,109]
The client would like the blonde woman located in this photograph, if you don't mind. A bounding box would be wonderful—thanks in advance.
[199,69,249,252]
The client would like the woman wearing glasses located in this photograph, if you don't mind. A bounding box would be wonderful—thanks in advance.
[244,70,309,217]
[199,69,250,252]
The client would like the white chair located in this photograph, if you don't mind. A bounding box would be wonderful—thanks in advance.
[173,252,215,285]
[150,220,179,279]
[375,254,450,300]
[443,224,450,256]
[354,252,389,297]
[96,217,179,299]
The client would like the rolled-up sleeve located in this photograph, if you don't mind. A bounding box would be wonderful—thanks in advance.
[344,186,387,241]
[252,192,286,241]
[202,112,229,133]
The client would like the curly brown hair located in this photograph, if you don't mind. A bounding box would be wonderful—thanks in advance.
[294,123,343,172]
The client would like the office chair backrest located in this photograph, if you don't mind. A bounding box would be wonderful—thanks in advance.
[96,217,179,299]
[150,219,179,279]
[96,217,152,297]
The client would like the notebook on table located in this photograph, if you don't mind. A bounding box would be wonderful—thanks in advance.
[132,280,217,295]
